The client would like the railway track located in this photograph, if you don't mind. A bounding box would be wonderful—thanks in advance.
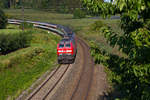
[26,64,70,100]
[8,19,94,100]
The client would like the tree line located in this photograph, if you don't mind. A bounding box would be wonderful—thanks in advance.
[0,0,83,12]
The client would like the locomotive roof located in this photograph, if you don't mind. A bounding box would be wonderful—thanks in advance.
[63,27,72,33]
[59,38,71,44]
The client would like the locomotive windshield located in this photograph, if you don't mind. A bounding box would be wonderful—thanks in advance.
[65,43,71,47]
[59,44,64,48]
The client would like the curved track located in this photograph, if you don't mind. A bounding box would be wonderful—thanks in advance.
[9,19,94,100]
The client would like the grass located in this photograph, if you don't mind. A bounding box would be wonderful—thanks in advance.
[0,29,22,34]
[0,24,33,35]
[0,24,61,100]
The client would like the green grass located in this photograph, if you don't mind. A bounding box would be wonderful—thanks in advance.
[0,29,22,34]
[0,25,61,100]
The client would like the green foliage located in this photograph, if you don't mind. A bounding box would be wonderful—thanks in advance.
[101,25,150,64]
[0,9,7,29]
[83,2,150,99]
[90,20,106,31]
[82,1,116,18]
[144,19,150,30]
[90,26,150,99]
[58,4,69,13]
[90,41,109,66]
[19,22,34,29]
[83,0,150,20]
[0,31,32,54]
[1,0,82,12]
[106,55,150,100]
[73,8,86,19]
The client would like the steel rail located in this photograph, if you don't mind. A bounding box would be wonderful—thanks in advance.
[43,64,70,100]
[26,65,61,100]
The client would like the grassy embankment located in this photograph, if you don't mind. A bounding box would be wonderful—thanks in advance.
[5,9,123,98]
[0,24,61,100]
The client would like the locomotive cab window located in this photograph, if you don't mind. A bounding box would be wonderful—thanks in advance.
[59,44,64,48]
[65,43,71,48]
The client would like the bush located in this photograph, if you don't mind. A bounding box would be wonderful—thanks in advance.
[73,8,86,19]
[0,9,7,29]
[0,31,32,54]
[19,22,34,30]
[58,5,69,13]
[91,20,106,31]
[90,41,109,66]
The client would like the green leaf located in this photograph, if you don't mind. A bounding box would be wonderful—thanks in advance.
[119,1,126,11]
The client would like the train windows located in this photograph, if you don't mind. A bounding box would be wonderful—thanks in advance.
[65,43,71,48]
[59,44,64,48]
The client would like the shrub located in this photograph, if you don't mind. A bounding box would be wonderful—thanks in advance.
[58,5,69,13]
[0,31,32,54]
[19,22,34,30]
[91,20,106,31]
[0,9,7,29]
[73,8,86,19]
[90,41,109,66]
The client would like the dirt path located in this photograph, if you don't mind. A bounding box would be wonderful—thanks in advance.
[88,64,109,100]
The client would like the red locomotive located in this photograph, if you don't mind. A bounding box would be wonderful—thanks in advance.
[57,33,77,64]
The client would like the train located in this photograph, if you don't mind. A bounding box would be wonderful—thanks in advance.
[57,30,77,64]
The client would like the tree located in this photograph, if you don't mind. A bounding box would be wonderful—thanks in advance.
[0,9,7,29]
[83,0,150,99]
[83,0,150,60]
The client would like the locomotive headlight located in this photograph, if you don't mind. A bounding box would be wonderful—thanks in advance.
[58,50,63,52]
[66,50,72,53]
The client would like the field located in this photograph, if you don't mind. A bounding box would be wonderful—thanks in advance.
[0,24,60,100]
